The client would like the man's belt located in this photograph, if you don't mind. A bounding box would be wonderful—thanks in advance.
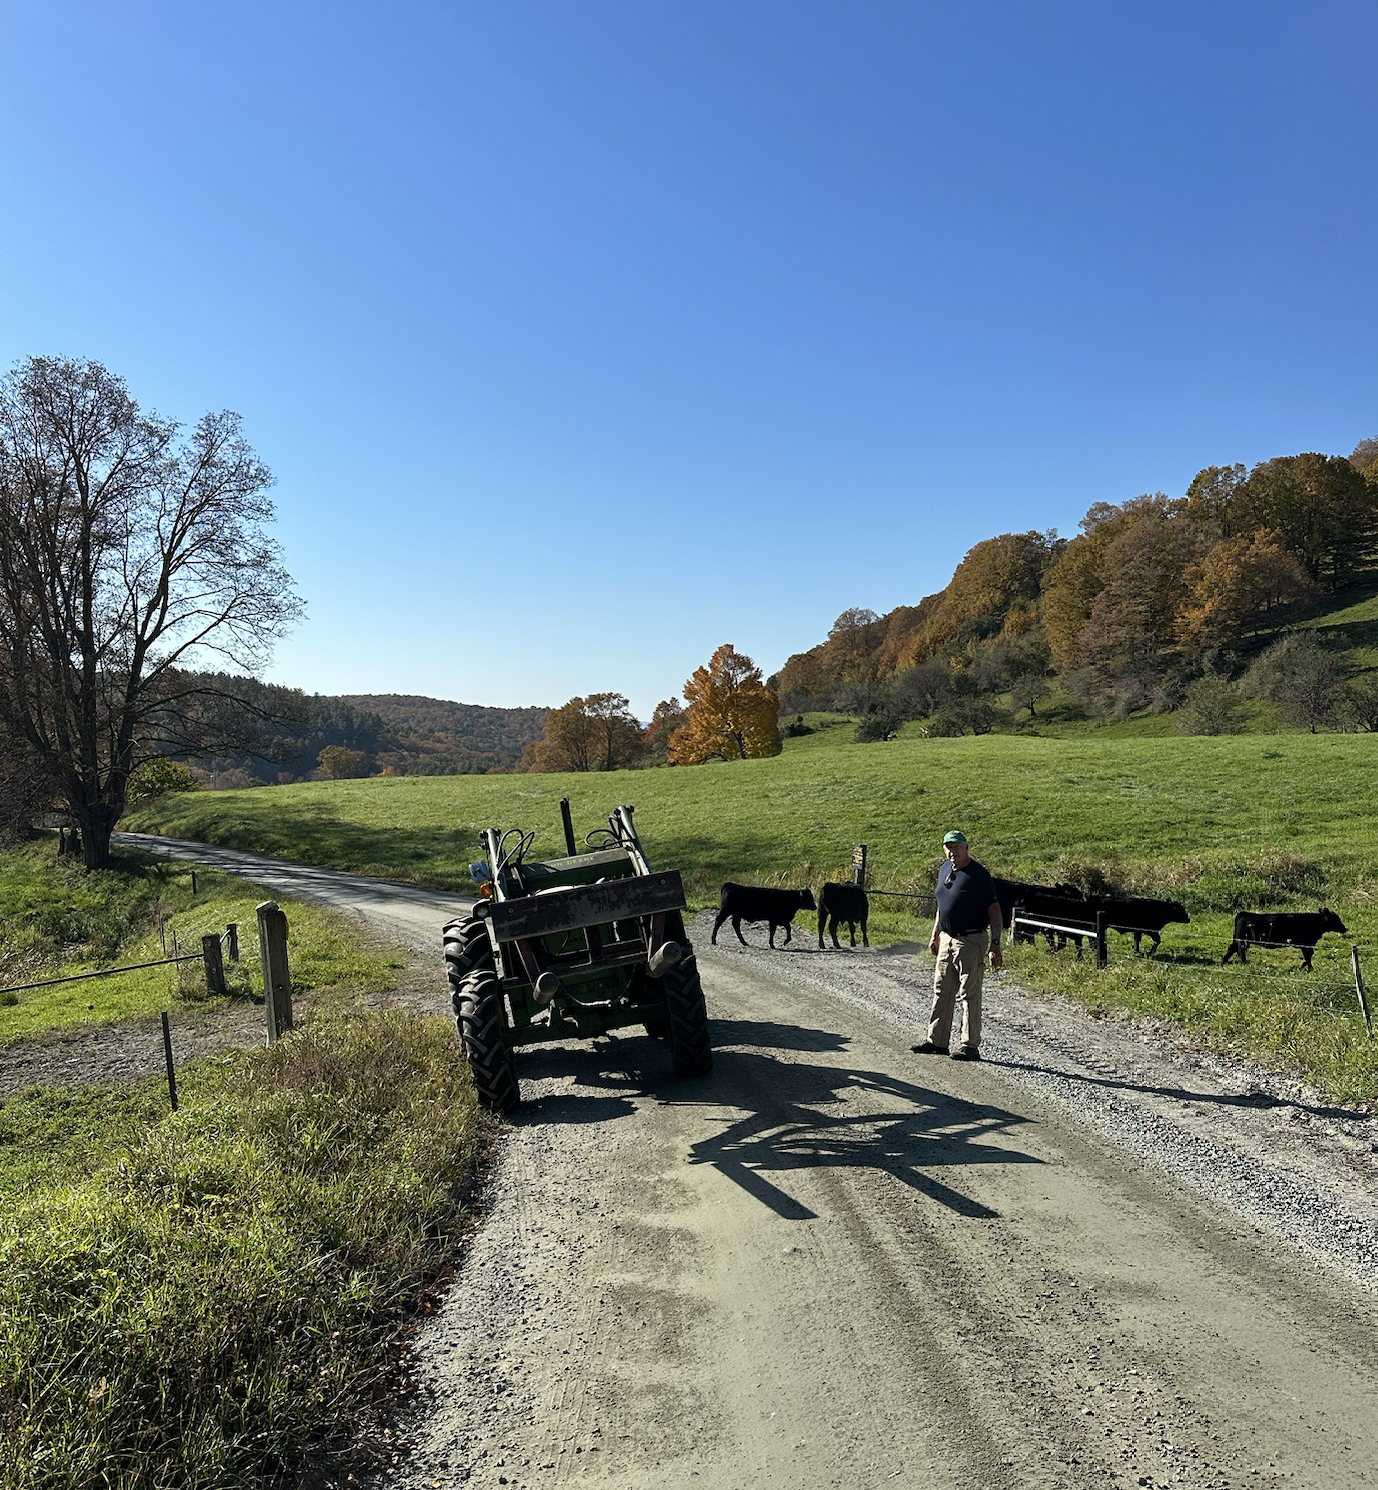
[948,926,990,937]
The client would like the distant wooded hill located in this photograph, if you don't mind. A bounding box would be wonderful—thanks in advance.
[338,695,549,775]
[178,685,548,785]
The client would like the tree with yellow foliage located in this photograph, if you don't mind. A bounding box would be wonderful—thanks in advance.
[668,645,782,764]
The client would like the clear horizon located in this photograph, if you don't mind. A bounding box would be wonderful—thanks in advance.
[2,2,1374,715]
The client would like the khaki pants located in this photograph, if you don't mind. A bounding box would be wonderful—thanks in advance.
[927,930,988,1051]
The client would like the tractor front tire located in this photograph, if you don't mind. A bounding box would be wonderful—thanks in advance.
[443,914,493,984]
[662,953,712,1078]
[443,922,520,1111]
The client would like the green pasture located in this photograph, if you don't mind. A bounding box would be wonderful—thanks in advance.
[127,727,1378,1099]
[0,840,404,1044]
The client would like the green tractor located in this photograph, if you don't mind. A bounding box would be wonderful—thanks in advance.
[442,801,712,1111]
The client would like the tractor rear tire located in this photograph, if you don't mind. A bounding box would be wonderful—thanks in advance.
[454,966,520,1112]
[662,953,712,1078]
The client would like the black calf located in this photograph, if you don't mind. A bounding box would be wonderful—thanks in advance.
[712,883,817,949]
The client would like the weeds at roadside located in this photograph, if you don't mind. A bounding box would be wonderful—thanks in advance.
[0,1006,484,1490]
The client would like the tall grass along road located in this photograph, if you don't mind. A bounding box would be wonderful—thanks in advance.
[392,924,1378,1489]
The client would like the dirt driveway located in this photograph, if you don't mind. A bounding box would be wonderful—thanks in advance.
[92,841,1378,1487]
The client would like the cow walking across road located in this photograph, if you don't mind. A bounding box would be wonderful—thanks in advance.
[818,881,869,948]
[1222,909,1347,970]
[712,883,817,948]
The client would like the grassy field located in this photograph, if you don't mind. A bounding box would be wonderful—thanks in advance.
[0,839,404,1043]
[0,1006,484,1488]
[126,726,1378,1099]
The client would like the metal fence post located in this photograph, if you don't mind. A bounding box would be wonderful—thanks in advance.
[1353,945,1372,1041]
[225,923,239,962]
[257,901,293,1042]
[161,1012,178,1111]
[201,933,226,996]
[852,844,867,888]
[1095,911,1108,969]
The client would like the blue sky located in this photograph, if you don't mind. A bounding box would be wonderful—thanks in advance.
[2,2,1375,716]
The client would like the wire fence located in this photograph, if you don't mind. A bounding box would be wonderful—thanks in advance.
[1,924,245,1000]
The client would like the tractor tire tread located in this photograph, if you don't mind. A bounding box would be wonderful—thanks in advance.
[662,951,712,1078]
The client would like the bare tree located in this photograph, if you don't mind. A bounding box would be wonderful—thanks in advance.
[0,356,303,867]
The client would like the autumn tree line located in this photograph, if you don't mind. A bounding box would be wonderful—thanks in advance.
[514,644,783,773]
[775,442,1378,738]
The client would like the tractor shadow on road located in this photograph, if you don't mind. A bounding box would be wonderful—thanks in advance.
[514,1017,1040,1222]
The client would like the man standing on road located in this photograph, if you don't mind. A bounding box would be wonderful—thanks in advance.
[912,830,1002,1062]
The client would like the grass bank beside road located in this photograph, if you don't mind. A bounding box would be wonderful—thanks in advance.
[127,730,1378,1100]
[0,839,404,1043]
[0,1007,483,1489]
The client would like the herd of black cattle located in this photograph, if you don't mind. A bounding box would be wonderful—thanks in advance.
[711,878,1349,970]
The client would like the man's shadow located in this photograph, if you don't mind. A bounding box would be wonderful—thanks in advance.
[513,1017,1041,1221]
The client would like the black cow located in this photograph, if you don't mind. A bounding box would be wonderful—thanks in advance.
[712,883,817,948]
[1222,908,1347,970]
[818,882,870,949]
[994,880,1086,949]
[1102,896,1190,953]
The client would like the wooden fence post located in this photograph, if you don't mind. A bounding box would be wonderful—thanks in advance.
[256,901,293,1042]
[201,934,226,996]
[852,844,868,888]
[225,923,239,962]
[1095,911,1108,969]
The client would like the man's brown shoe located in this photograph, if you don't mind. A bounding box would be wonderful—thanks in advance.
[910,1040,949,1055]
[949,1046,981,1061]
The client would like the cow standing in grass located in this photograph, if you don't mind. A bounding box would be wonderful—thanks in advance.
[712,884,817,948]
[1222,909,1347,970]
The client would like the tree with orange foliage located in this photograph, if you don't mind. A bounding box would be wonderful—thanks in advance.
[668,645,782,764]
[1176,529,1317,652]
[520,693,643,772]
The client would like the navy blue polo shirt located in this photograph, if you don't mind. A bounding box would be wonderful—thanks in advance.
[935,858,997,936]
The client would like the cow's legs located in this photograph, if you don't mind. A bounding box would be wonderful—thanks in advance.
[1148,931,1161,953]
[818,910,827,950]
[711,908,730,945]
[782,921,793,946]
[848,919,856,947]
[860,914,869,948]
[829,914,842,950]
[1222,940,1245,964]
[1132,931,1143,954]
[733,915,749,947]
[1302,947,1314,970]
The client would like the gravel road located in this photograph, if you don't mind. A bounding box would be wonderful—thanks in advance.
[78,841,1378,1487]
[393,923,1378,1490]
[112,832,472,953]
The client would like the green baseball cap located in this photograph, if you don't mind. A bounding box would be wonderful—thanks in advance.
[942,830,967,844]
